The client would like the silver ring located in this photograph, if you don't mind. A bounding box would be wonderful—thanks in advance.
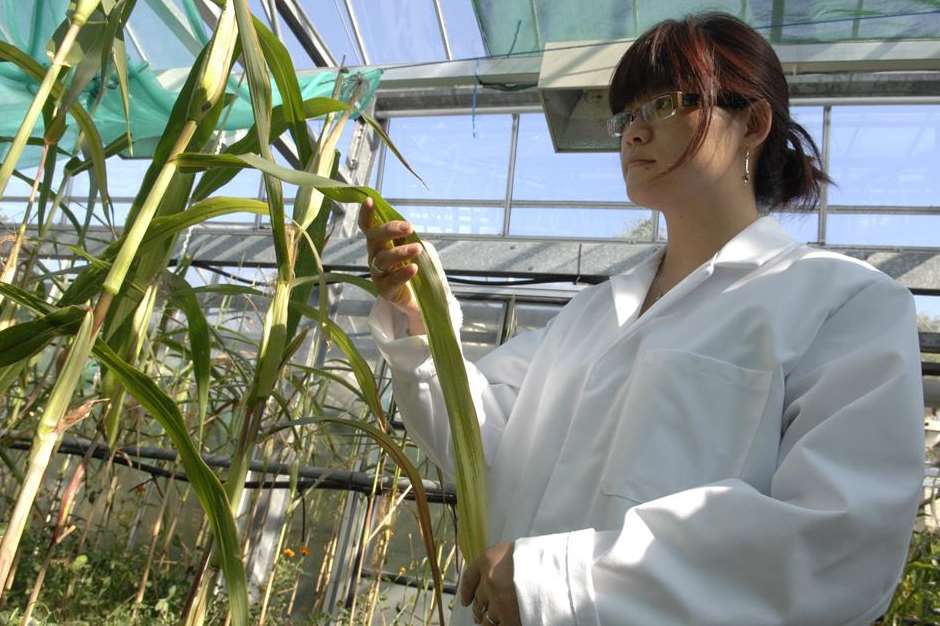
[485,613,500,625]
[368,256,386,276]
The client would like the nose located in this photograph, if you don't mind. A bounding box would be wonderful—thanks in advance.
[623,120,650,147]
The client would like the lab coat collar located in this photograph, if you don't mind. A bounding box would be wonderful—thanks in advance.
[711,214,799,268]
[609,215,799,326]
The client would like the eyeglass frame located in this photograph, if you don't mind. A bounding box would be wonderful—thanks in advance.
[607,91,750,138]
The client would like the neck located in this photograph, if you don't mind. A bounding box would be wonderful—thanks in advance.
[657,194,760,283]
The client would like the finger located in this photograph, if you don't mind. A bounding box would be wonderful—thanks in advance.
[365,221,414,260]
[472,594,488,623]
[460,562,482,606]
[371,244,422,274]
[375,261,418,292]
[378,265,419,306]
[356,196,374,232]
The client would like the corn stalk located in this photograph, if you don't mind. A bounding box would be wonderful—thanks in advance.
[0,0,101,198]
[0,0,249,621]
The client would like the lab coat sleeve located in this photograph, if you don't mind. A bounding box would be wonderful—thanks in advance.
[512,277,926,625]
[367,241,547,479]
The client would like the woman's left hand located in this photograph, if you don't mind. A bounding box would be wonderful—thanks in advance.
[459,541,522,626]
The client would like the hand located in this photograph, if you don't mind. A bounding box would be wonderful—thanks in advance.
[357,197,425,334]
[459,542,521,626]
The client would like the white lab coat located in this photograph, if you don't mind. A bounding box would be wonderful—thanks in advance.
[368,215,925,626]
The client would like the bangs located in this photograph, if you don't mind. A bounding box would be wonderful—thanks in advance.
[608,19,718,115]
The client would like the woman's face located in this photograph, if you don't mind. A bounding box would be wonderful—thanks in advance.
[619,91,749,212]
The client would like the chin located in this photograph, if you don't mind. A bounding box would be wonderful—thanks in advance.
[626,184,659,209]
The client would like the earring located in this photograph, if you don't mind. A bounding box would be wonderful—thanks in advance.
[743,150,751,183]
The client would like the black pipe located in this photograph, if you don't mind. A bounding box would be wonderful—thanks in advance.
[2,436,457,504]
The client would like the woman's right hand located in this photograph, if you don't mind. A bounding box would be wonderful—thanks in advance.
[358,197,426,334]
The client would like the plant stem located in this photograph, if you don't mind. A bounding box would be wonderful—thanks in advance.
[0,17,86,199]
[0,310,95,596]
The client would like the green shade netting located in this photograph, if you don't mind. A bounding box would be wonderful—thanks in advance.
[0,0,382,168]
[472,0,940,56]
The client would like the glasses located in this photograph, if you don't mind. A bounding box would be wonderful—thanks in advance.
[607,91,702,138]
[606,91,750,138]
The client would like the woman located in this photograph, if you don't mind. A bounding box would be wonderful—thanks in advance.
[358,12,925,626]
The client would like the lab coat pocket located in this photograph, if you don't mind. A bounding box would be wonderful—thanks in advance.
[600,348,773,504]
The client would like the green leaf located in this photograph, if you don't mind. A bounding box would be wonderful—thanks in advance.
[0,283,54,315]
[53,11,109,111]
[189,98,348,202]
[92,342,248,626]
[291,302,386,429]
[0,305,86,366]
[100,0,136,151]
[176,154,488,560]
[232,0,287,279]
[252,13,314,165]
[63,133,130,177]
[0,41,111,210]
[292,272,378,297]
[140,197,268,251]
[167,275,211,428]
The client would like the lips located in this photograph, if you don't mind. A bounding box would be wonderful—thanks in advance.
[627,159,655,167]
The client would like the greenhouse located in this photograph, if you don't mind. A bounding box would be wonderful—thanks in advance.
[0,0,938,624]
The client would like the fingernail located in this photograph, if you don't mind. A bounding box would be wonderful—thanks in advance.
[399,224,411,233]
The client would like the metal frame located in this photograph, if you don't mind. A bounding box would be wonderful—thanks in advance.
[342,0,370,66]
[431,0,453,61]
[818,104,832,244]
[273,0,337,67]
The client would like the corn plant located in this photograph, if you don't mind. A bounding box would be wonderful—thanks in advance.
[0,0,491,623]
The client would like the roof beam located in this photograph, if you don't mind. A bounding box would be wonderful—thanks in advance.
[273,0,337,67]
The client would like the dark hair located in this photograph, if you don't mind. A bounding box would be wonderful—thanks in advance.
[608,12,832,213]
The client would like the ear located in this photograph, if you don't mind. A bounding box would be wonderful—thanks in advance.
[744,98,773,150]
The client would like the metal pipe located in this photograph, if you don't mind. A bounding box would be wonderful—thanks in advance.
[262,0,282,39]
[375,105,543,118]
[503,114,520,236]
[792,96,940,106]
[1,435,457,502]
[360,567,458,596]
[342,0,370,65]
[274,0,337,67]
[374,118,389,195]
[431,0,453,61]
[818,104,831,244]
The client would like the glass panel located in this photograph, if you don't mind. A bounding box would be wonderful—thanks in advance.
[8,159,87,200]
[774,212,818,243]
[459,300,504,362]
[350,0,446,64]
[249,0,317,71]
[657,211,816,243]
[382,115,512,200]
[513,113,626,202]
[512,303,562,338]
[439,0,487,60]
[105,157,152,199]
[127,0,199,69]
[828,105,940,207]
[827,212,940,247]
[303,0,363,66]
[398,204,503,235]
[333,290,383,368]
[0,200,28,223]
[915,295,940,333]
[509,207,652,239]
[84,200,132,228]
[369,144,382,189]
[791,105,824,155]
